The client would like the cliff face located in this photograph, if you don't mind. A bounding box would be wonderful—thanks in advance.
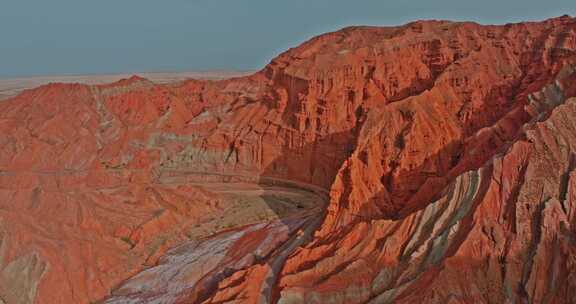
[1,16,576,304]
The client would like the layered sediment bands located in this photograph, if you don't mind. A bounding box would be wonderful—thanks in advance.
[388,99,576,303]
[272,69,576,304]
[2,16,576,304]
[279,168,492,304]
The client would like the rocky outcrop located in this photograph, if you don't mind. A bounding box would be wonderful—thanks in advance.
[1,15,576,304]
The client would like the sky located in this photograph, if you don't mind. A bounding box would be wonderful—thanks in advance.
[0,0,574,78]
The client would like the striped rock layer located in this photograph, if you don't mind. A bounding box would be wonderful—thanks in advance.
[1,16,576,304]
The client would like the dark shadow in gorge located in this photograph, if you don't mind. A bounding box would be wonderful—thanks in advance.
[243,79,558,303]
[164,130,359,304]
[249,127,483,303]
[256,130,355,220]
[108,51,576,304]
[105,95,542,304]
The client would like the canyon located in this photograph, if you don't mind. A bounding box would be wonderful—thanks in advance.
[1,15,576,303]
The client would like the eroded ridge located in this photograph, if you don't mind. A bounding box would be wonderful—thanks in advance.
[1,16,576,304]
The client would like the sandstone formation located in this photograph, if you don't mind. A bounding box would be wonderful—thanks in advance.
[1,16,576,304]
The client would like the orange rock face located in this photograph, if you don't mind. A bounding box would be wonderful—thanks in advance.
[2,16,576,304]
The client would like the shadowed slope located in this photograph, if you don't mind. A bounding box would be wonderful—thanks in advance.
[1,16,576,304]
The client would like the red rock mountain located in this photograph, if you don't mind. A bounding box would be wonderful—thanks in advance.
[1,16,576,304]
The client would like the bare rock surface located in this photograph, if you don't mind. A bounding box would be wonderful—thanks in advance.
[1,16,576,304]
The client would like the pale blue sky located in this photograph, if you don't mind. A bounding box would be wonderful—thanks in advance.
[0,0,574,77]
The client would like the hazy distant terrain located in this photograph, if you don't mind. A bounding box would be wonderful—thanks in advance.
[0,70,252,100]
